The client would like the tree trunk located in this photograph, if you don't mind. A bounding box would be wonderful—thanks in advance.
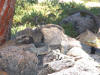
[0,0,16,45]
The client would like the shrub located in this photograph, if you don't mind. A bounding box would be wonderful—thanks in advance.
[12,0,100,37]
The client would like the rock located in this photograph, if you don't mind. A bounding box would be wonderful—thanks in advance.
[43,50,70,64]
[41,24,64,46]
[0,44,38,75]
[1,23,100,75]
[61,34,82,54]
[23,44,50,55]
[80,43,91,53]
[67,47,91,59]
[15,24,64,49]
[48,58,100,75]
[38,64,55,75]
[38,50,75,75]
[15,27,43,47]
[39,47,100,75]
[90,54,100,63]
[46,58,74,71]
[67,36,82,48]
[15,24,87,55]
[77,30,100,49]
[47,47,100,75]
[38,58,75,75]
[60,10,99,34]
[15,24,70,55]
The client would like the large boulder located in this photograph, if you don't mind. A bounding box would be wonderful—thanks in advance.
[15,24,83,55]
[60,10,100,34]
[38,47,100,75]
[0,44,38,75]
[1,24,100,75]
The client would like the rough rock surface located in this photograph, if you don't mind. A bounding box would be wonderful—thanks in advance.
[77,30,100,48]
[41,24,64,46]
[15,24,82,55]
[15,24,64,49]
[38,47,100,75]
[0,24,100,75]
[60,10,100,34]
[0,44,38,75]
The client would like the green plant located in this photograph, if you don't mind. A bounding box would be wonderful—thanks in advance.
[12,0,100,37]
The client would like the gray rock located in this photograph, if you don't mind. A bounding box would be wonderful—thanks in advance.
[0,44,38,75]
[47,58,75,71]
[41,24,64,46]
[43,50,70,64]
[48,47,100,75]
[10,24,100,75]
[67,47,92,59]
[61,34,82,54]
[60,10,99,34]
[15,24,64,49]
[38,50,75,75]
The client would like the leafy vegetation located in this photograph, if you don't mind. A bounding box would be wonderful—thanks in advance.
[12,0,100,37]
